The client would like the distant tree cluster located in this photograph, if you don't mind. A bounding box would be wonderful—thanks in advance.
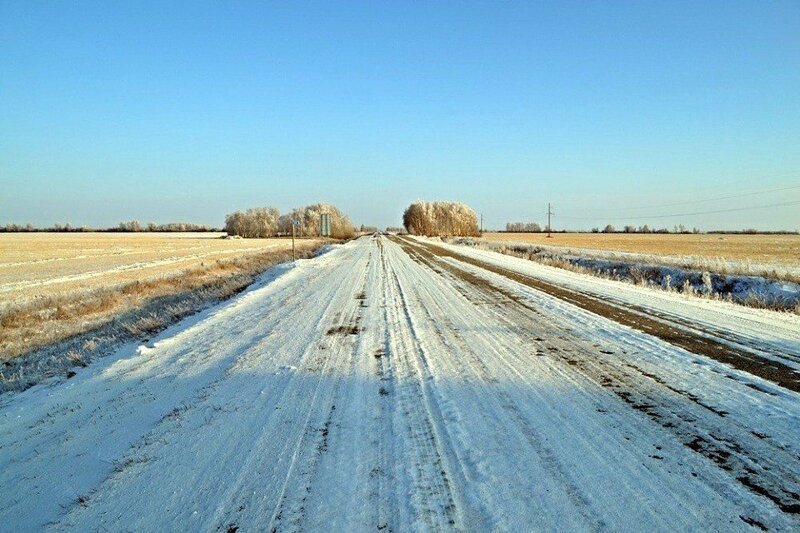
[588,224,701,234]
[708,229,798,235]
[359,225,379,233]
[1,223,91,232]
[385,226,407,234]
[505,222,542,232]
[402,201,480,237]
[669,224,701,234]
[1,221,216,233]
[223,208,281,238]
[225,203,355,239]
[112,221,215,232]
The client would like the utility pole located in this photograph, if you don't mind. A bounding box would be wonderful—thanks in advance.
[547,203,554,238]
[291,219,298,261]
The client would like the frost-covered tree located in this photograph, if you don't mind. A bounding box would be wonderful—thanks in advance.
[224,207,280,238]
[117,220,143,232]
[506,222,541,232]
[277,203,355,239]
[403,201,480,236]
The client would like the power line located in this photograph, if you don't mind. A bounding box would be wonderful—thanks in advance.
[557,199,800,221]
[559,182,800,217]
[627,184,800,210]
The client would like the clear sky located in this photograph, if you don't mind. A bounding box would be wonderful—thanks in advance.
[2,1,799,230]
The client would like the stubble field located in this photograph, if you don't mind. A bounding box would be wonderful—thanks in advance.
[0,232,307,306]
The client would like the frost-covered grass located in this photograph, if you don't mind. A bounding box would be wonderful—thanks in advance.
[446,237,800,314]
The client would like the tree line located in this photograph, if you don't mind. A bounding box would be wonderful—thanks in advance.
[503,222,708,234]
[402,201,480,236]
[590,224,701,234]
[506,222,542,232]
[224,203,355,239]
[1,221,217,232]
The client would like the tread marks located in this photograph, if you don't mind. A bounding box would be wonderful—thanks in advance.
[371,239,400,533]
[265,252,374,532]
[381,249,463,530]
[396,240,609,530]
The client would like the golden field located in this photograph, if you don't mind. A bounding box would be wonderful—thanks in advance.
[480,232,800,267]
[0,232,315,307]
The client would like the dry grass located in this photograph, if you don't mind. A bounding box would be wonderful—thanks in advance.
[0,233,323,363]
[482,232,800,267]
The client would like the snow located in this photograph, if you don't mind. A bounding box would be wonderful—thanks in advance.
[1,235,798,531]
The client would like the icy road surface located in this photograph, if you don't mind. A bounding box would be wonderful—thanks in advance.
[1,235,799,531]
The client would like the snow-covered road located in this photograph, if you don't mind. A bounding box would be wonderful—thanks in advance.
[1,235,798,531]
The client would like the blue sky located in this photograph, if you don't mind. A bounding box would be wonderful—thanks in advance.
[2,1,799,230]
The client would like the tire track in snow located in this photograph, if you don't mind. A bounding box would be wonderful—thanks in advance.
[397,243,610,531]
[174,245,373,531]
[266,253,373,532]
[370,236,400,532]
[396,238,725,529]
[382,248,467,530]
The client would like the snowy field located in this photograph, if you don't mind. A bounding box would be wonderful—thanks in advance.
[1,234,798,531]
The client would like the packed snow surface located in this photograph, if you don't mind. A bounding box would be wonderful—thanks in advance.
[1,235,798,531]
